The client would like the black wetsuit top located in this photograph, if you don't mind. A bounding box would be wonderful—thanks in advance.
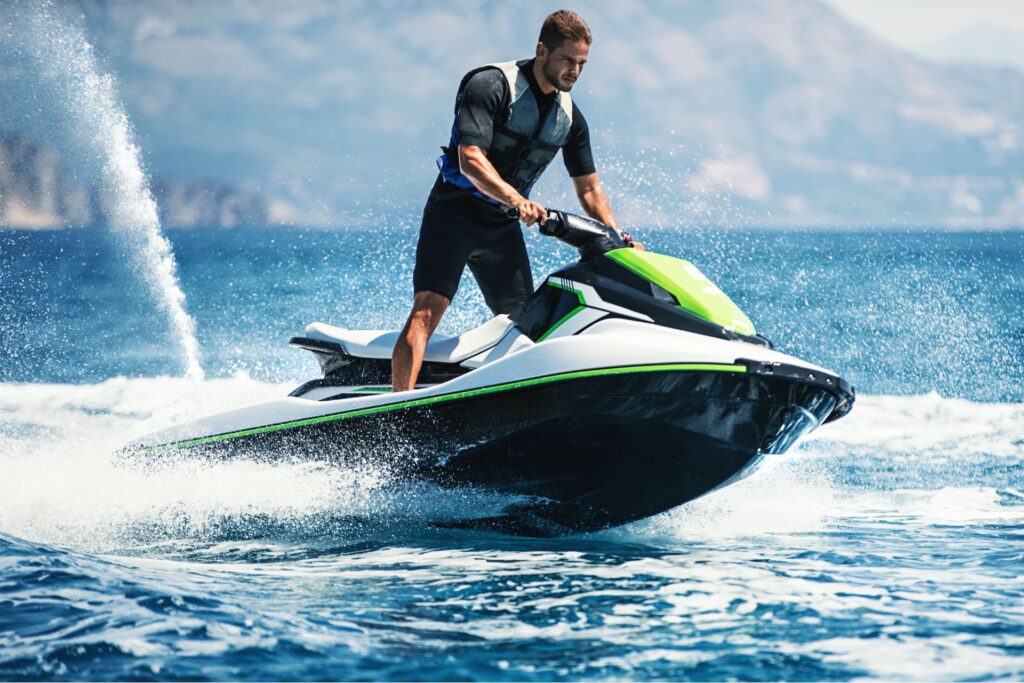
[430,59,596,223]
[414,59,597,314]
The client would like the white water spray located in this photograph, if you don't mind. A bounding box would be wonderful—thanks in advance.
[15,3,203,379]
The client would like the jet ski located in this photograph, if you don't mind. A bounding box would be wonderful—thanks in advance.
[132,209,854,536]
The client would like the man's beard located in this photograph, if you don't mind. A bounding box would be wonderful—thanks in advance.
[542,61,574,92]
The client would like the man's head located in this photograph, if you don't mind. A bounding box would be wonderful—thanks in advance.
[535,10,591,92]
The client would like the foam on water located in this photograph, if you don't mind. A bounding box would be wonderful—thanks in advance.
[609,392,1024,545]
[0,376,522,552]
[8,3,203,379]
[1,377,1020,553]
[1,376,1021,679]
[614,454,839,541]
[817,392,1024,458]
[0,376,321,549]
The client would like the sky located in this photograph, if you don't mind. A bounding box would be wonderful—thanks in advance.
[821,0,1024,70]
[2,0,1022,227]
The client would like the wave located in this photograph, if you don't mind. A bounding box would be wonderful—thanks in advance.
[814,391,1024,458]
[1,377,1021,681]
[0,377,1021,553]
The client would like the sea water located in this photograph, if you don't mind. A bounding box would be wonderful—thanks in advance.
[0,226,1022,680]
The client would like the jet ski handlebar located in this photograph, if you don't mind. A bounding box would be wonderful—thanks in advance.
[504,207,635,259]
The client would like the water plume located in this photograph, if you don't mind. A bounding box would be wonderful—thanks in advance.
[10,2,203,379]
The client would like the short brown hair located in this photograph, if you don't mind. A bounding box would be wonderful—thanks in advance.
[538,10,592,50]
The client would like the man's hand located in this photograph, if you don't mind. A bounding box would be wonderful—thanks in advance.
[513,197,548,227]
[618,228,645,251]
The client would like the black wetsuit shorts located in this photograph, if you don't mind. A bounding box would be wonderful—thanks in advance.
[413,190,533,317]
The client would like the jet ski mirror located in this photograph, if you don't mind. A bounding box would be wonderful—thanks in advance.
[504,207,633,260]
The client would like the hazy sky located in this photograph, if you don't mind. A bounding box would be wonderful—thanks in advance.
[821,0,1024,68]
[3,0,1021,227]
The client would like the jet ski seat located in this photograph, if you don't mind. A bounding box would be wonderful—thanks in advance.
[301,315,515,364]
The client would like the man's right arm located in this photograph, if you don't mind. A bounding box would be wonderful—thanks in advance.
[454,70,546,226]
[458,145,547,226]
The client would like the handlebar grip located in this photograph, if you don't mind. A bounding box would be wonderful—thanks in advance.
[506,206,633,258]
[505,206,556,223]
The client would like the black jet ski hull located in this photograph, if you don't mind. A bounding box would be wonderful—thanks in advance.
[145,367,841,536]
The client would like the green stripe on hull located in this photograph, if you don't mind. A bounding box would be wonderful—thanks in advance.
[147,363,746,453]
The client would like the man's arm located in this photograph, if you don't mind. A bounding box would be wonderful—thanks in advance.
[458,144,547,226]
[563,107,625,231]
[572,173,618,227]
[572,173,644,250]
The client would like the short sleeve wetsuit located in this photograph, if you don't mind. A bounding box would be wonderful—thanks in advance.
[412,59,596,316]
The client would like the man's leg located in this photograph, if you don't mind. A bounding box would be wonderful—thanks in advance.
[467,222,534,317]
[391,291,451,392]
[400,198,470,392]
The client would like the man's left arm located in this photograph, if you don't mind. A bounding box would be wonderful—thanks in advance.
[564,105,643,248]
[562,103,618,223]
[563,103,638,244]
[572,174,643,249]
[572,173,618,227]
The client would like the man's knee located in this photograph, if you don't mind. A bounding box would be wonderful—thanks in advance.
[412,290,450,310]
[406,291,450,332]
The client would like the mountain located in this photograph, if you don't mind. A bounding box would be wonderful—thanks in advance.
[0,132,273,229]
[0,133,95,227]
[1,0,1022,227]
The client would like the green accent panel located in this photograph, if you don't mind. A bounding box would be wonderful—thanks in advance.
[605,249,756,336]
[537,280,587,342]
[537,305,585,341]
[354,386,393,393]
[148,363,746,453]
[546,279,585,305]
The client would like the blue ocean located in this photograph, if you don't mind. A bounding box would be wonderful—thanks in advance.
[1,225,1022,680]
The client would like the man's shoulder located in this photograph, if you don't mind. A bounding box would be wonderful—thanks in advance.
[462,66,509,96]
[463,67,507,91]
[459,67,510,110]
[461,60,530,90]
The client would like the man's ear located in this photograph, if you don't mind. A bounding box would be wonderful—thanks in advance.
[535,41,547,61]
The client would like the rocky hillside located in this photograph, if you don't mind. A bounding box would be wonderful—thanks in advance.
[0,133,94,228]
[0,133,270,229]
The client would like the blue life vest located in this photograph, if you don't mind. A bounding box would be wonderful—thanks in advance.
[436,60,574,203]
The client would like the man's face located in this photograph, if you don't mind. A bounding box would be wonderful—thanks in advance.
[538,40,590,92]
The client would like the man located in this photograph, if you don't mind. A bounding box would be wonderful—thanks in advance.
[391,10,626,391]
